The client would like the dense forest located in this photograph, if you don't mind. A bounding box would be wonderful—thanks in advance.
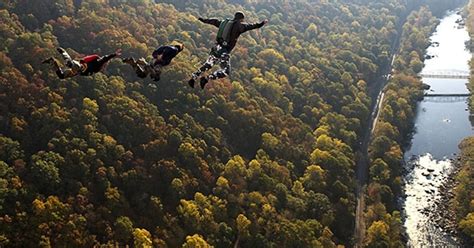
[456,137,474,245]
[455,1,474,245]
[0,0,467,247]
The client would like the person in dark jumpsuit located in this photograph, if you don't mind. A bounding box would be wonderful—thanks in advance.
[122,44,184,81]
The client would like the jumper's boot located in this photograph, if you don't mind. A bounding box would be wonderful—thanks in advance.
[200,77,209,89]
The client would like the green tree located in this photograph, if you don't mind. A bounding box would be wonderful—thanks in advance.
[114,216,134,244]
[30,151,64,192]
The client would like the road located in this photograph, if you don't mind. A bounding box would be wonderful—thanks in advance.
[353,10,405,246]
[353,89,385,247]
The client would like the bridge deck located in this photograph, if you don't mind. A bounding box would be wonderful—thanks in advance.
[420,74,469,79]
[424,93,471,97]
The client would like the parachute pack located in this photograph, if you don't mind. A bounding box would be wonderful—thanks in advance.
[216,19,235,46]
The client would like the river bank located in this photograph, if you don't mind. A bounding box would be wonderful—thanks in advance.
[433,139,474,247]
[450,0,474,245]
[431,158,463,242]
[402,154,462,247]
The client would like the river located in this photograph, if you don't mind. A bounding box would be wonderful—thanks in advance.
[402,10,473,247]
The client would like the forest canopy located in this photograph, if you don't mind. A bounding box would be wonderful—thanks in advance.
[0,0,467,247]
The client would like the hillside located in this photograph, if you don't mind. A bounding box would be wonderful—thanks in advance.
[0,0,463,247]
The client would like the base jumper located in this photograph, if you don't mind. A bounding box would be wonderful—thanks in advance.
[188,12,268,89]
[122,44,184,81]
[43,47,121,79]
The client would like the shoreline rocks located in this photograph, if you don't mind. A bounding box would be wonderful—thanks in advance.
[428,157,464,245]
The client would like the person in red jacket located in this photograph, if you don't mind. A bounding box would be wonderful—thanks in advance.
[42,47,121,79]
[188,12,268,89]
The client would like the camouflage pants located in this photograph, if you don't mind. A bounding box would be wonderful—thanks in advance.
[191,50,231,81]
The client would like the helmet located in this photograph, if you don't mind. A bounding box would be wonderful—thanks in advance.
[234,11,245,20]
[174,43,184,51]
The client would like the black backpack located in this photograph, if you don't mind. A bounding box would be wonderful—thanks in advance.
[216,19,235,46]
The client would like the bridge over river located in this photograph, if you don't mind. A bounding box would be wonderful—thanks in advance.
[423,93,471,103]
[419,69,470,79]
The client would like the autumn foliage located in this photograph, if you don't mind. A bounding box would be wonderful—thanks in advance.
[0,0,466,247]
